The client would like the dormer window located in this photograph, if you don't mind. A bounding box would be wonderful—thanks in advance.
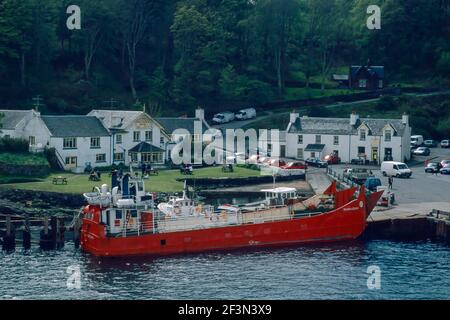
[385,129,392,142]
[360,129,366,141]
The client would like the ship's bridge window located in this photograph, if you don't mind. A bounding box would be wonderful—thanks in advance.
[116,210,123,220]
[131,210,138,218]
[137,182,144,191]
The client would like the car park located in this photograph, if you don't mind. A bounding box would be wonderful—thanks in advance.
[305,158,328,168]
[425,162,440,173]
[424,140,437,148]
[440,164,450,175]
[413,147,431,156]
[441,140,450,148]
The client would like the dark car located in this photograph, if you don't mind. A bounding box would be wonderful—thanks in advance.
[424,140,437,148]
[364,177,382,192]
[425,162,440,173]
[305,158,328,168]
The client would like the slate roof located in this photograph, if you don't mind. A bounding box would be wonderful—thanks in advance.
[305,144,325,152]
[0,110,33,130]
[88,110,144,129]
[350,65,384,79]
[155,117,209,134]
[287,117,406,136]
[41,116,110,137]
[129,141,165,153]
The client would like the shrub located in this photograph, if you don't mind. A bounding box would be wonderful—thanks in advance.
[0,137,29,153]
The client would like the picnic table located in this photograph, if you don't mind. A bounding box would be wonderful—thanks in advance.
[52,176,68,185]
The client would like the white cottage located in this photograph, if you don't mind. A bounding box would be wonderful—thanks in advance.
[0,109,38,142]
[88,110,170,166]
[286,112,411,164]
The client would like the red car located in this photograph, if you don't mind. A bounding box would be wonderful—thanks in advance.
[281,161,307,170]
[269,159,287,167]
[324,153,341,164]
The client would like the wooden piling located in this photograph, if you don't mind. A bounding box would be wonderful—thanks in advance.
[2,216,16,251]
[40,216,55,250]
[56,217,65,249]
[22,215,31,250]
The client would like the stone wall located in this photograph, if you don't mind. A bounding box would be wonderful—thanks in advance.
[0,162,50,177]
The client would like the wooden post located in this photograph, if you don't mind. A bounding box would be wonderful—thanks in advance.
[23,215,31,250]
[40,216,55,250]
[2,216,15,251]
[73,214,81,249]
[56,217,65,249]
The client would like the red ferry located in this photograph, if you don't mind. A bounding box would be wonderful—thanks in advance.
[80,172,383,257]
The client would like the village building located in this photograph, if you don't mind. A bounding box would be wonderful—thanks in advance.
[0,109,39,142]
[286,112,411,164]
[88,110,171,166]
[349,64,385,90]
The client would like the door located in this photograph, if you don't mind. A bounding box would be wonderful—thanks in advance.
[371,148,379,164]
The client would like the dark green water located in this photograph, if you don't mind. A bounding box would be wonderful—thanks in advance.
[0,240,449,300]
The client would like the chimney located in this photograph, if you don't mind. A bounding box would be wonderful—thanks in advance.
[195,107,205,120]
[350,112,359,126]
[290,111,299,123]
[402,113,409,126]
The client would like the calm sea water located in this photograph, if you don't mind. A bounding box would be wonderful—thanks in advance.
[0,240,449,300]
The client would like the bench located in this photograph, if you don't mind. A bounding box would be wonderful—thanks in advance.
[52,177,68,185]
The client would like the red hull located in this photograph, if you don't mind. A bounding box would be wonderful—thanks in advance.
[81,187,383,258]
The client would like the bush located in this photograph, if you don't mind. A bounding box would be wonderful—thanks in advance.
[0,137,29,153]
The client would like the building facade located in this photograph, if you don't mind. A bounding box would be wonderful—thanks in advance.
[286,112,411,164]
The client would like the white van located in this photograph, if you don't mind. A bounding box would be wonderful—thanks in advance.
[381,161,412,178]
[411,135,424,147]
[212,112,235,124]
[235,108,256,120]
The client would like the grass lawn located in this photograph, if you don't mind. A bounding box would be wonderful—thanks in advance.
[3,166,261,194]
[0,152,49,166]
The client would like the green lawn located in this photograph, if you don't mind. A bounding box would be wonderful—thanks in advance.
[3,166,261,194]
[0,152,49,166]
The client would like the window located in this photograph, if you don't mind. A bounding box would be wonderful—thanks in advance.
[145,130,153,142]
[115,210,123,220]
[90,137,100,148]
[130,153,138,162]
[333,136,339,146]
[379,80,383,88]
[297,148,304,159]
[160,137,164,145]
[63,138,77,149]
[114,152,124,162]
[359,79,367,88]
[315,135,321,144]
[358,146,366,155]
[298,135,303,144]
[385,129,392,142]
[65,156,77,165]
[360,129,366,141]
[311,152,316,158]
[96,154,106,163]
[141,153,151,163]
[116,134,122,144]
[152,153,163,163]
[133,131,140,142]
[29,136,36,146]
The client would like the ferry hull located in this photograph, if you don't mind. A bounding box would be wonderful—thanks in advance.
[81,190,383,258]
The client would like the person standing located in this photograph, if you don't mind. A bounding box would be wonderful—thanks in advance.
[388,176,393,190]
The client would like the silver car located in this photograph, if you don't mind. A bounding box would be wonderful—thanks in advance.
[440,164,450,175]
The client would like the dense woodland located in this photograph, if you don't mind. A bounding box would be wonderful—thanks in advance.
[0,0,449,116]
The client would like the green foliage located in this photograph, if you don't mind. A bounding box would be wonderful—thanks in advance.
[0,152,48,166]
[0,137,29,153]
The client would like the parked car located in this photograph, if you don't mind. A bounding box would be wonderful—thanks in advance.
[425,162,440,173]
[440,164,450,175]
[411,135,424,147]
[268,159,287,167]
[440,159,450,167]
[323,153,341,165]
[281,161,307,170]
[212,111,235,124]
[365,177,382,192]
[305,158,328,168]
[441,140,450,148]
[343,168,374,184]
[235,108,256,120]
[413,147,431,156]
[424,140,437,148]
[381,161,412,178]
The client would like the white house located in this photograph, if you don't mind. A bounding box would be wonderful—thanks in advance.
[286,112,411,164]
[0,109,38,142]
[88,109,171,166]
